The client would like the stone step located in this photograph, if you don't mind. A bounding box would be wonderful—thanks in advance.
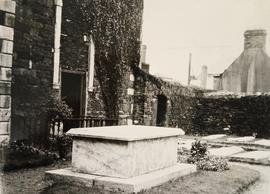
[46,163,197,193]
[208,146,244,157]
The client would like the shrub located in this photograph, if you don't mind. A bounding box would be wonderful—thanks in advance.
[55,135,73,159]
[187,140,230,171]
[1,141,55,171]
[197,156,230,171]
[187,140,208,163]
[40,93,73,120]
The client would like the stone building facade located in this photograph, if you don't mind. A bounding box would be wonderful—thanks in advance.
[215,29,270,94]
[0,0,201,146]
[0,0,144,146]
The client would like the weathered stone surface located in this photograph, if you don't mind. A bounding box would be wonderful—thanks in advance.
[209,146,244,157]
[46,163,196,193]
[68,126,183,178]
[202,134,226,140]
[0,40,13,54]
[71,136,178,178]
[4,12,15,27]
[0,67,12,81]
[0,108,10,121]
[0,26,14,40]
[254,139,270,147]
[0,121,9,134]
[0,95,10,108]
[0,135,9,145]
[67,125,184,141]
[0,1,16,13]
[227,136,255,143]
[231,151,270,161]
[0,53,12,67]
[0,81,11,94]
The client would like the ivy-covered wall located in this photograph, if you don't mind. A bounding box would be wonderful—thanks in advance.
[133,68,270,138]
[191,94,270,137]
[62,0,144,120]
[133,68,203,131]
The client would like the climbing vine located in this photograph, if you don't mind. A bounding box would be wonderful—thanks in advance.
[65,0,144,117]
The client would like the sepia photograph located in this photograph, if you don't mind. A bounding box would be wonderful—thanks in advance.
[1,0,270,193]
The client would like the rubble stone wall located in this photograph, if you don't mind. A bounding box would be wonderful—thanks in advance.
[133,68,203,131]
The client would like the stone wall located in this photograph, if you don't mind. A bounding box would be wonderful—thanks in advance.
[61,0,106,118]
[132,68,203,130]
[0,0,16,145]
[11,0,55,144]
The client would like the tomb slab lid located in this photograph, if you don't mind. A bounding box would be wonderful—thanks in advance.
[67,125,184,141]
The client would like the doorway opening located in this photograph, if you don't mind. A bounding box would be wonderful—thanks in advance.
[156,95,167,126]
[61,72,85,117]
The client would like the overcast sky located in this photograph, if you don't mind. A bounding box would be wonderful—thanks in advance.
[142,0,270,85]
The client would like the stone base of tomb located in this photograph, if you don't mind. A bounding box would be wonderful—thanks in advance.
[46,163,196,193]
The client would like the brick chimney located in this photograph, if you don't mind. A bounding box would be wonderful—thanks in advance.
[244,29,266,50]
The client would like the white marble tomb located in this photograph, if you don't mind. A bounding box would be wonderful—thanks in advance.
[67,125,184,178]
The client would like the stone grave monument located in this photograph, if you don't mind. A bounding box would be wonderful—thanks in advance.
[46,125,196,193]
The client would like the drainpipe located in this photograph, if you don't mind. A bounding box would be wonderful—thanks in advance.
[52,0,63,90]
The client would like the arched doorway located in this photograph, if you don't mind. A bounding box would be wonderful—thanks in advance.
[156,95,167,126]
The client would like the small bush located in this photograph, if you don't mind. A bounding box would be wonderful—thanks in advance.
[187,140,230,171]
[1,141,55,171]
[197,156,230,171]
[56,135,73,159]
[187,140,208,163]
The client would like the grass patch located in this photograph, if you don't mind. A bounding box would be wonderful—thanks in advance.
[42,165,259,194]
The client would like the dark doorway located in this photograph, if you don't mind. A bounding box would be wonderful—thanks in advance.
[156,95,167,126]
[61,72,84,117]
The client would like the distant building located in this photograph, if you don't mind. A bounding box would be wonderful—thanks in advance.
[215,29,270,94]
[190,65,217,90]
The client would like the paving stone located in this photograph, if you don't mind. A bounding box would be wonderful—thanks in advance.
[227,136,255,143]
[201,134,226,140]
[254,139,270,147]
[208,146,244,157]
[231,151,270,160]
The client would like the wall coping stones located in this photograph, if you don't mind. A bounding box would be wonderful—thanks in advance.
[67,125,184,141]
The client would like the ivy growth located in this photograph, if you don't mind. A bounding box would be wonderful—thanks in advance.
[65,0,144,118]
